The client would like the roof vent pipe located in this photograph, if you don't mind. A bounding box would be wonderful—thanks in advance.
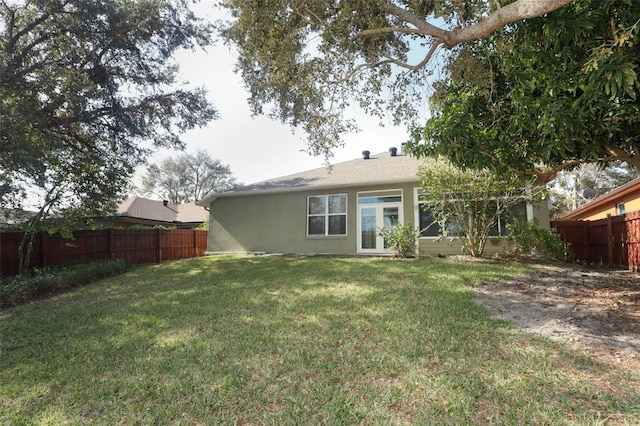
[362,150,370,160]
[389,147,398,156]
[162,200,168,207]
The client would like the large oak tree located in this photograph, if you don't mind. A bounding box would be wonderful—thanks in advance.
[219,0,570,159]
[0,0,217,273]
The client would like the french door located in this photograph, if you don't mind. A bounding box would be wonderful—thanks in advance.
[358,204,401,253]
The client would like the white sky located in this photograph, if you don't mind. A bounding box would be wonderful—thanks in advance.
[140,1,415,187]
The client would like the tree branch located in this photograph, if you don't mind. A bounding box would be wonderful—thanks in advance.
[342,1,570,85]
[446,138,627,184]
[605,146,640,169]
[332,40,443,83]
[375,0,571,48]
[3,0,72,54]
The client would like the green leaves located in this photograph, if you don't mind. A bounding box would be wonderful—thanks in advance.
[218,0,499,160]
[141,150,237,204]
[0,0,217,252]
[417,158,540,257]
[378,222,420,258]
[409,0,640,182]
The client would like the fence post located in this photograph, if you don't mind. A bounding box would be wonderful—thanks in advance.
[157,228,162,263]
[628,215,637,272]
[583,224,590,264]
[38,232,46,269]
[607,214,614,268]
[108,229,113,259]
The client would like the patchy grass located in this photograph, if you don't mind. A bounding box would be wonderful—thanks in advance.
[1,256,638,425]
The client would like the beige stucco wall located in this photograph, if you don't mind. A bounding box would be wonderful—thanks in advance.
[532,198,551,228]
[205,184,550,256]
[206,183,416,255]
[417,237,511,257]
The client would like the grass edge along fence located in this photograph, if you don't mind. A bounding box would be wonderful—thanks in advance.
[552,211,640,271]
[0,229,208,277]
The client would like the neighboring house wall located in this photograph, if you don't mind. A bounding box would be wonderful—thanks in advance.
[561,177,640,221]
[206,182,549,256]
[570,191,640,221]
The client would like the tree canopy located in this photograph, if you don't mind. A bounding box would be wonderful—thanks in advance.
[408,0,640,183]
[141,150,237,204]
[0,0,216,220]
[1,0,217,274]
[219,0,570,159]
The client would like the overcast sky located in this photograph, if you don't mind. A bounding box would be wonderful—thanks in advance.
[141,1,415,187]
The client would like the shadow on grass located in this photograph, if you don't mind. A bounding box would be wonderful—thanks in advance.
[2,256,639,424]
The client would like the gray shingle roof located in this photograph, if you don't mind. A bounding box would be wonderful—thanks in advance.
[199,151,424,205]
[117,197,207,223]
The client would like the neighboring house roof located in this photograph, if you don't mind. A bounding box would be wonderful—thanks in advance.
[115,197,207,224]
[0,208,37,229]
[198,149,423,205]
[560,176,640,220]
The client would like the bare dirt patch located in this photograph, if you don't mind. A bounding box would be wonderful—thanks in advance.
[473,264,640,373]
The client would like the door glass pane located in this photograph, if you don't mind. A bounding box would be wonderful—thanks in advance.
[383,207,399,227]
[361,208,376,249]
[383,207,399,248]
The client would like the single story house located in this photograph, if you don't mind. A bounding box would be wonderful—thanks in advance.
[197,149,550,256]
[561,177,640,221]
[102,196,208,229]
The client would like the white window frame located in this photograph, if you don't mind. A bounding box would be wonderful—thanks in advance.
[306,193,348,237]
[357,189,403,205]
[356,189,404,253]
[617,202,626,215]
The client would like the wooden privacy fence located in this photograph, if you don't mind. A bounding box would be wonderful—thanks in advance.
[0,229,208,277]
[552,211,640,271]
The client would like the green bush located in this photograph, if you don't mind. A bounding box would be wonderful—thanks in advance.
[506,220,567,260]
[0,259,127,307]
[378,222,420,258]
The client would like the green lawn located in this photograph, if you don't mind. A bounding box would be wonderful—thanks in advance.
[1,256,638,425]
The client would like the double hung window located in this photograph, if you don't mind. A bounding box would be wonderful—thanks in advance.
[417,207,463,237]
[489,202,528,236]
[307,194,347,236]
